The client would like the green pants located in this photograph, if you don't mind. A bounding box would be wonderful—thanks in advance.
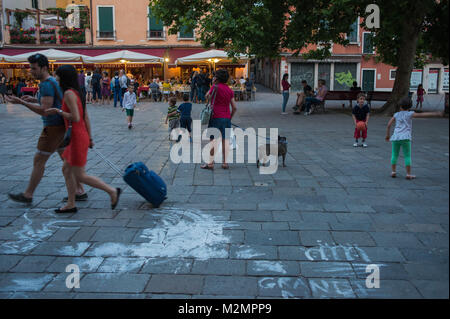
[391,140,412,166]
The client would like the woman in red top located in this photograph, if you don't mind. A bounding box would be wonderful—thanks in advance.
[201,69,237,170]
[281,73,291,115]
[46,65,121,213]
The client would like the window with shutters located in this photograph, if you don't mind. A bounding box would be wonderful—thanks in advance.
[148,7,164,39]
[347,18,359,43]
[97,6,115,39]
[363,32,374,54]
[178,26,194,40]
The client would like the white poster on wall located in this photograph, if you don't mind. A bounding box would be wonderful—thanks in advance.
[410,69,423,91]
[428,69,439,93]
[443,69,449,92]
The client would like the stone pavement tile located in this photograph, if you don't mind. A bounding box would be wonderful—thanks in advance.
[404,263,449,280]
[145,274,203,294]
[345,204,376,213]
[30,242,91,257]
[127,219,159,229]
[412,280,449,299]
[10,255,56,273]
[0,209,27,217]
[329,222,374,232]
[78,273,150,293]
[229,245,278,260]
[247,260,300,276]
[0,273,55,292]
[278,246,311,261]
[288,202,324,211]
[9,292,76,299]
[416,233,449,248]
[258,202,288,211]
[93,219,130,227]
[372,223,408,232]
[288,221,330,231]
[352,263,409,280]
[257,277,311,298]
[300,213,338,224]
[223,221,261,230]
[350,279,422,298]
[90,227,137,242]
[191,259,246,276]
[331,232,376,246]
[356,247,405,263]
[0,255,23,272]
[140,258,193,274]
[370,232,424,248]
[114,210,147,219]
[308,278,355,298]
[272,211,302,222]
[203,276,258,296]
[146,294,192,299]
[183,203,224,210]
[46,257,104,273]
[323,203,348,213]
[261,222,289,230]
[97,257,147,273]
[299,231,334,246]
[223,202,257,210]
[75,293,146,299]
[405,223,446,233]
[0,217,17,227]
[43,273,77,292]
[47,227,80,242]
[222,230,245,243]
[231,211,272,222]
[300,262,356,278]
[399,248,448,264]
[245,230,300,245]
[70,227,99,242]
[370,213,418,225]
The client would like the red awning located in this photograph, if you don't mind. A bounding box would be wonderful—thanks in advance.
[0,48,166,58]
[167,48,206,65]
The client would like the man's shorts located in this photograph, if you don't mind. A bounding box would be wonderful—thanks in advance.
[126,109,134,117]
[37,125,66,155]
[168,118,180,132]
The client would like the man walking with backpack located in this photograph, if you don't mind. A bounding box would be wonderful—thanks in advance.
[111,71,123,108]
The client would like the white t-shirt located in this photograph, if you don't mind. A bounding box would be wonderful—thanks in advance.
[390,111,415,141]
[123,91,136,110]
[85,75,92,88]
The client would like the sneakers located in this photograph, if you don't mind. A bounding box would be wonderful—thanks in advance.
[353,142,359,147]
[362,143,368,148]
[8,193,32,204]
[128,123,133,130]
[281,112,288,115]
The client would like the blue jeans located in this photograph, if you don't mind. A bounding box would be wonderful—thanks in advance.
[197,87,205,103]
[93,85,101,101]
[190,87,197,103]
[113,89,122,108]
[282,92,290,112]
[304,97,321,113]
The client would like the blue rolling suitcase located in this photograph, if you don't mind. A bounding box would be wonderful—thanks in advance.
[93,150,167,208]
[123,162,167,208]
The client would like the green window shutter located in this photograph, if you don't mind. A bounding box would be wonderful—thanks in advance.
[363,33,374,54]
[179,26,194,38]
[348,19,358,43]
[149,8,163,31]
[98,7,113,32]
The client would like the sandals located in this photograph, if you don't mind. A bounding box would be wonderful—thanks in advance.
[55,207,78,214]
[406,175,416,180]
[391,172,397,178]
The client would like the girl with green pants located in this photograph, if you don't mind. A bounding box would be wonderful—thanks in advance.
[386,98,444,179]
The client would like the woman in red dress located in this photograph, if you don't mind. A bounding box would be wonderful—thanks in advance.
[45,65,121,213]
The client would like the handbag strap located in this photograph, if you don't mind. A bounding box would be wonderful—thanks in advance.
[209,84,219,117]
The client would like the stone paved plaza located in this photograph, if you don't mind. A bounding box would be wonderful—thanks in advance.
[0,88,448,299]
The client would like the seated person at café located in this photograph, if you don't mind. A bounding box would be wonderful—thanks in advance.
[303,79,328,115]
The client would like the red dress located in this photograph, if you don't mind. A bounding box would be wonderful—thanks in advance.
[62,89,90,167]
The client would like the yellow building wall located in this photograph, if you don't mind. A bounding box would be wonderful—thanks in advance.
[57,0,90,8]
[91,0,201,47]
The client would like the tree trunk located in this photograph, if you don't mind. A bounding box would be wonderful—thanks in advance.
[378,7,425,115]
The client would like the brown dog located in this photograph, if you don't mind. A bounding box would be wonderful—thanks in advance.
[257,136,287,168]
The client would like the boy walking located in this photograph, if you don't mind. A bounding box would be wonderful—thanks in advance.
[122,85,137,129]
[177,94,193,142]
[352,93,370,147]
[165,97,180,141]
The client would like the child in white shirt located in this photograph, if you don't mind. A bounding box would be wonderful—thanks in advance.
[122,85,137,129]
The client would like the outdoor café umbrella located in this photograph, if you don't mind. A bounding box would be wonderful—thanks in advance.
[83,50,164,64]
[2,48,89,63]
[175,49,250,68]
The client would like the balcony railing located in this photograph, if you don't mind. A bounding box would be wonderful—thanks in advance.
[96,30,116,40]
[147,29,165,40]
